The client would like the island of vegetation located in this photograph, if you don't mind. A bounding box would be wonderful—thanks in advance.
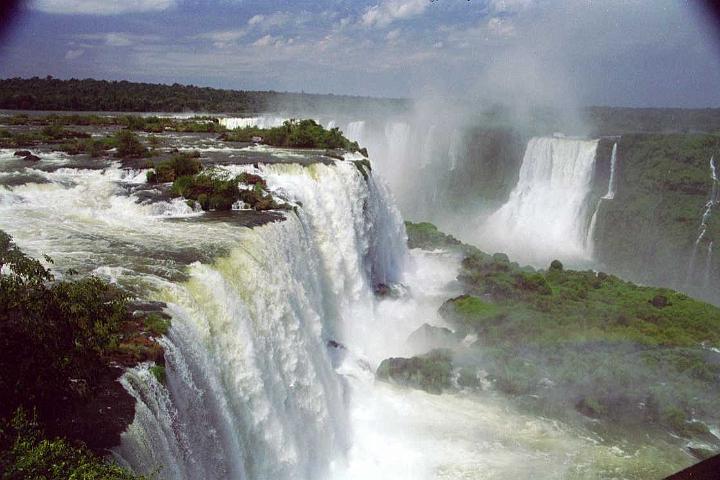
[380,221,720,464]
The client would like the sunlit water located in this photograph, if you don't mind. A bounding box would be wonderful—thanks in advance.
[0,145,689,479]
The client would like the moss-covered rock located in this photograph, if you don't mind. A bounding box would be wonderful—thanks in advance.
[376,349,454,394]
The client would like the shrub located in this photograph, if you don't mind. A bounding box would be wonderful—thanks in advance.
[147,152,202,183]
[114,130,146,158]
[0,409,143,480]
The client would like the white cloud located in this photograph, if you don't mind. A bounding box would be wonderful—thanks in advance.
[75,32,161,47]
[361,0,429,28]
[247,12,294,31]
[64,48,85,60]
[489,0,535,14]
[32,0,174,15]
[487,17,516,37]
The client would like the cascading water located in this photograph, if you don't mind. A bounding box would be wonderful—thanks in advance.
[603,142,618,201]
[0,144,695,479]
[586,141,618,256]
[478,136,599,266]
[115,161,408,479]
[686,155,719,286]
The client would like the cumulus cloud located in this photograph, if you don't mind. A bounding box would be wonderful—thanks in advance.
[361,0,429,28]
[33,0,175,15]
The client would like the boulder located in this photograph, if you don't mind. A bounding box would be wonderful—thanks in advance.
[24,154,41,162]
[650,294,669,308]
[13,150,32,157]
[376,349,453,394]
[406,323,459,352]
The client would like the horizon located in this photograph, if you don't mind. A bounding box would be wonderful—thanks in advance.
[1,1,720,109]
[4,75,720,111]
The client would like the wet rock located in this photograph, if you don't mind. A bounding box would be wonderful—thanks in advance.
[326,339,346,350]
[24,154,41,162]
[376,349,453,394]
[406,323,460,352]
[13,150,32,157]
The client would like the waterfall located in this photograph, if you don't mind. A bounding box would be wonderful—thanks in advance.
[114,162,408,479]
[586,142,618,257]
[705,241,714,288]
[602,142,618,200]
[686,156,719,285]
[344,121,367,146]
[480,136,599,265]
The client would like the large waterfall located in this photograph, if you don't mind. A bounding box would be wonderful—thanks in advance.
[1,144,690,479]
[478,136,599,266]
[114,162,407,479]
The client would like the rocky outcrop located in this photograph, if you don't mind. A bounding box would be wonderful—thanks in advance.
[376,349,453,394]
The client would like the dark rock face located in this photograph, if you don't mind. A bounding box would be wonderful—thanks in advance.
[376,349,453,394]
[24,154,41,161]
[47,366,136,453]
[13,150,32,157]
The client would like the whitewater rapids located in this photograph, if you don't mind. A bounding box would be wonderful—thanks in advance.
[0,147,683,479]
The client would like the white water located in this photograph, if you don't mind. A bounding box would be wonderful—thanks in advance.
[219,116,287,130]
[0,144,690,479]
[478,136,599,266]
[586,142,618,257]
[686,156,719,286]
[603,142,618,200]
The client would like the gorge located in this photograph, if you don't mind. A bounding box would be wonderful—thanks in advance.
[1,106,720,479]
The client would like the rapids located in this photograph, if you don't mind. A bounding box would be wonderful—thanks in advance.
[0,143,690,479]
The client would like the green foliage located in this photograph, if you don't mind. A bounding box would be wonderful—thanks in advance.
[592,134,720,302]
[170,169,289,211]
[0,77,407,113]
[0,231,130,423]
[0,409,143,480]
[0,126,91,149]
[412,223,720,440]
[404,221,462,250]
[149,365,166,385]
[147,152,202,183]
[144,313,170,336]
[222,119,362,151]
[114,130,147,158]
[376,350,453,394]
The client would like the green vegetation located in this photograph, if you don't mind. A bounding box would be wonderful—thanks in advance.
[171,169,290,211]
[0,77,407,113]
[593,134,720,303]
[114,130,148,158]
[0,410,144,480]
[149,365,167,385]
[0,125,91,149]
[221,119,362,151]
[400,222,720,446]
[376,349,453,394]
[121,115,224,133]
[0,231,153,477]
[146,152,202,183]
[405,221,462,250]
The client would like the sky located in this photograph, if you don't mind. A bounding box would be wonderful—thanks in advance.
[1,0,720,107]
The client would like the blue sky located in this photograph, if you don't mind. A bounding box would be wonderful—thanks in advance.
[1,0,720,107]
